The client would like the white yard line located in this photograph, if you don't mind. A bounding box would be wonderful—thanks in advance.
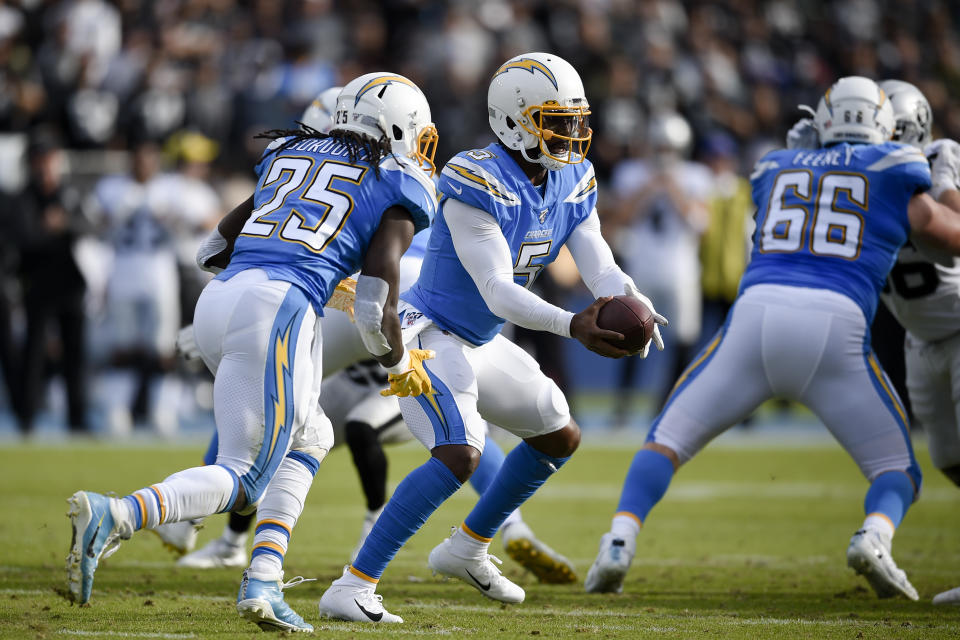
[58,631,195,639]
[536,482,958,502]
[317,623,454,635]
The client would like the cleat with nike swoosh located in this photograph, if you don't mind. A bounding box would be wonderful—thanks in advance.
[317,569,402,624]
[65,491,127,604]
[427,532,524,604]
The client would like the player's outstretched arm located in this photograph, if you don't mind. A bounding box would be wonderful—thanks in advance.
[566,209,668,357]
[908,190,960,254]
[444,199,629,358]
[196,194,254,273]
[358,206,415,366]
[357,206,434,398]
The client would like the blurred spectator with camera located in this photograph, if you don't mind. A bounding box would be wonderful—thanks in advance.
[611,112,711,422]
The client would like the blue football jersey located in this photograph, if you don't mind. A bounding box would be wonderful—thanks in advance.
[741,142,932,321]
[219,136,437,313]
[405,226,431,261]
[404,142,597,345]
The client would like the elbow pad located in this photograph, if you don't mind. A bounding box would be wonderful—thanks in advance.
[354,275,392,356]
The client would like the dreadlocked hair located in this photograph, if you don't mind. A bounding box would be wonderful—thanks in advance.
[255,124,396,178]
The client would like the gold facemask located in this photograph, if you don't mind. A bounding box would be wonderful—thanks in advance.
[412,125,439,176]
[519,104,592,165]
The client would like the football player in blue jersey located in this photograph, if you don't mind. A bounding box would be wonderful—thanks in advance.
[317,52,667,624]
[161,86,579,585]
[66,72,440,632]
[586,76,960,600]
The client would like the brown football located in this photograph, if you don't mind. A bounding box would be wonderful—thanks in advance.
[596,295,655,353]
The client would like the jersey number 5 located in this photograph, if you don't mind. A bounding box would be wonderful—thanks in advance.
[514,241,552,288]
[759,170,866,259]
[241,157,367,253]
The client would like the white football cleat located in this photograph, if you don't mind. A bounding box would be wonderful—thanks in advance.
[317,569,402,623]
[350,507,384,563]
[502,521,576,584]
[427,532,524,604]
[150,520,202,556]
[933,586,960,605]
[584,532,635,594]
[177,536,247,569]
[846,529,919,600]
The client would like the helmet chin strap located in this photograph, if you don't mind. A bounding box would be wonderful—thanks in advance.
[519,140,565,172]
[519,144,540,165]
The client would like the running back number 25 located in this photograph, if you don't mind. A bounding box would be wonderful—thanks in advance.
[758,170,867,259]
[240,157,367,253]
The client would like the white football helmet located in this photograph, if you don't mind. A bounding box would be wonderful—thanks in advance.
[879,79,932,149]
[488,52,592,171]
[333,72,438,175]
[301,86,342,133]
[814,76,895,145]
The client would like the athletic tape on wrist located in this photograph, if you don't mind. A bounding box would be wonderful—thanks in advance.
[384,346,411,375]
[355,275,392,356]
[196,227,228,272]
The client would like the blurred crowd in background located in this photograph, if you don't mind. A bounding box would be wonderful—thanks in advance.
[1,0,958,437]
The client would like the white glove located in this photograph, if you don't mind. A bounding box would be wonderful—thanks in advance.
[196,227,229,274]
[786,118,819,150]
[176,325,202,360]
[623,282,668,358]
[925,139,960,200]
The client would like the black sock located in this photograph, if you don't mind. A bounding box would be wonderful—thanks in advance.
[346,420,389,511]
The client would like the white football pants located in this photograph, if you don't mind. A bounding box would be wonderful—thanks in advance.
[905,330,960,472]
[396,303,570,452]
[193,268,332,505]
[648,284,921,488]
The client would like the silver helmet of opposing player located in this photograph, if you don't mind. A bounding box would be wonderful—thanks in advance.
[879,79,932,149]
[300,86,342,133]
[333,72,439,175]
[488,52,592,171]
[814,76,895,146]
[647,111,692,155]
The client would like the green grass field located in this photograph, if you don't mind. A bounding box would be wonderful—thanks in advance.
[1,437,959,639]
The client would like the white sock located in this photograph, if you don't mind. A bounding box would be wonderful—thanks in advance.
[610,514,641,541]
[122,465,236,530]
[223,524,247,547]
[336,567,378,590]
[449,524,491,559]
[247,453,317,578]
[862,513,895,542]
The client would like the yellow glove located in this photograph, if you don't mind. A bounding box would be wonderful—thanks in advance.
[325,277,357,321]
[380,349,436,398]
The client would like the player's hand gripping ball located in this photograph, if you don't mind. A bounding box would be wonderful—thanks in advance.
[596,295,657,355]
